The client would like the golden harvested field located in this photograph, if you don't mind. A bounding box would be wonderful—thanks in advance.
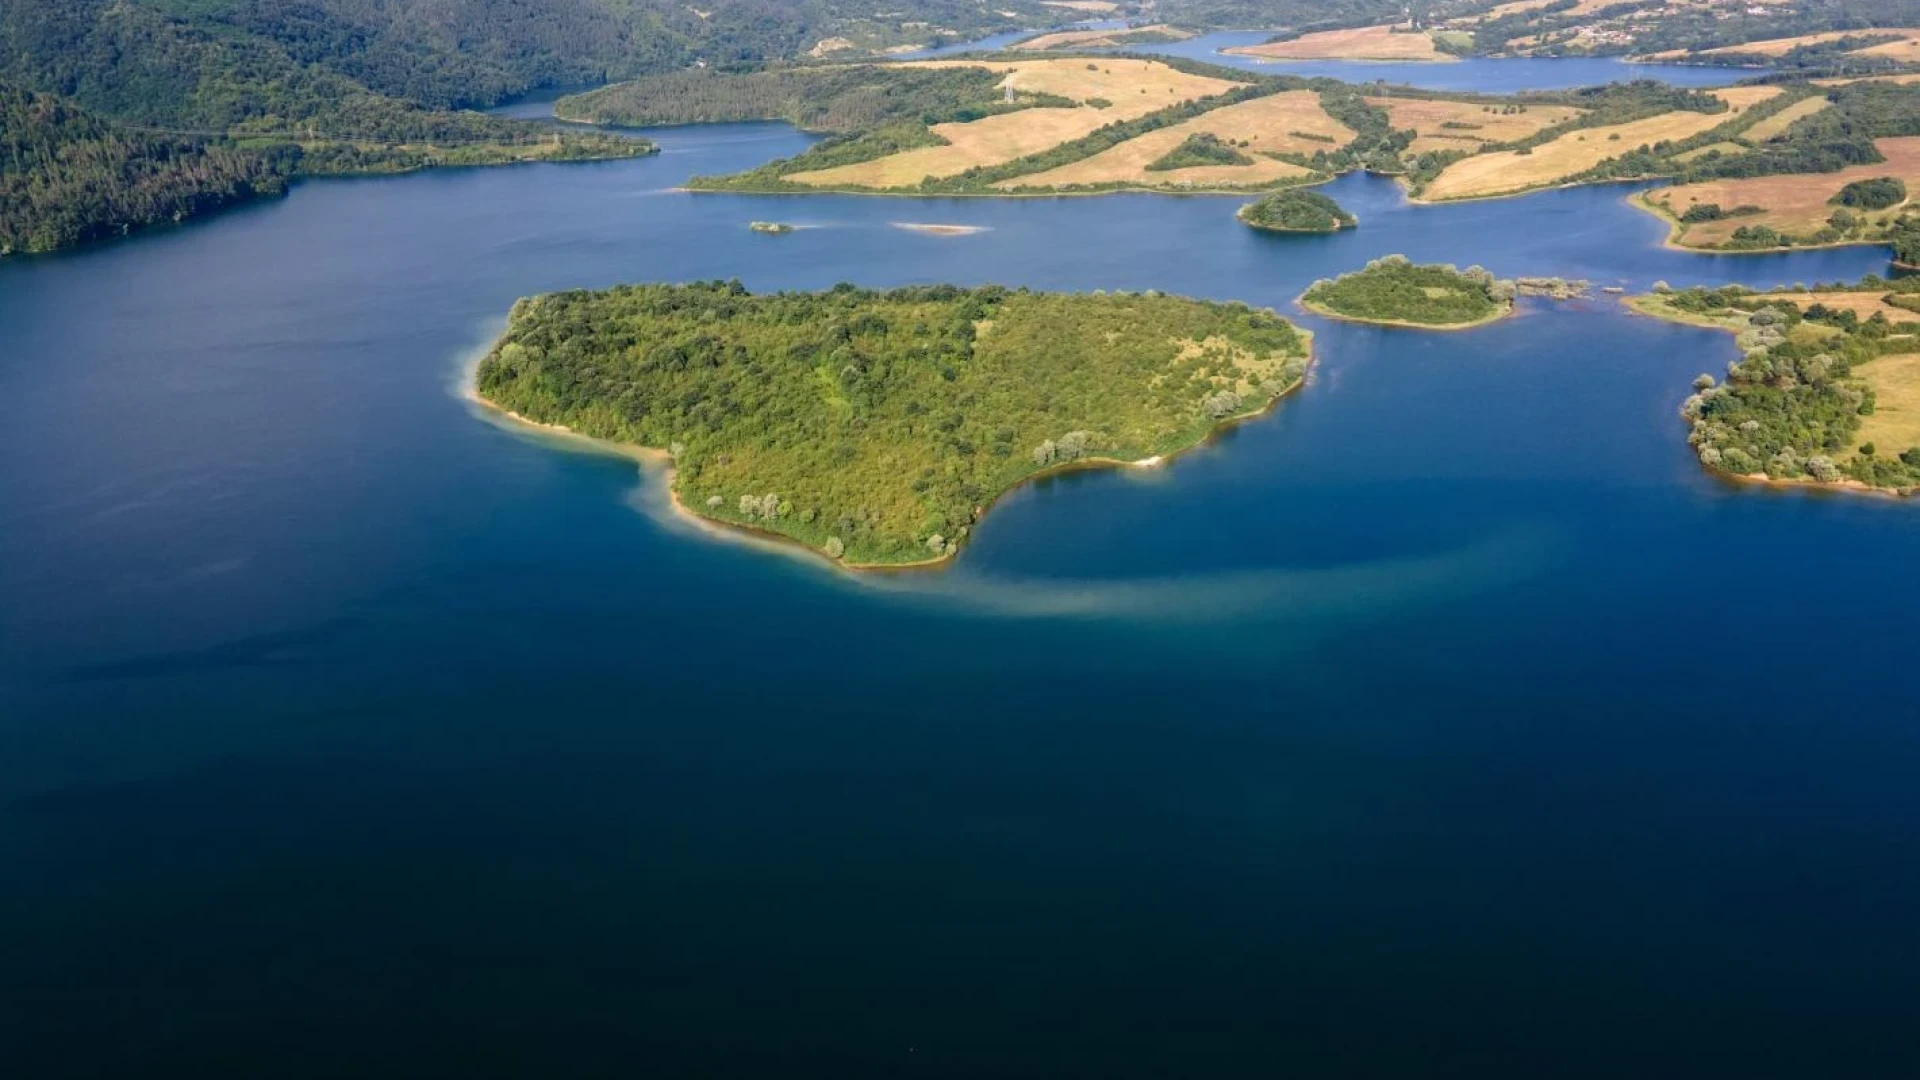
[1815,72,1920,87]
[1645,137,1920,245]
[1713,85,1786,111]
[908,58,1239,105]
[1650,28,1920,59]
[1673,140,1746,163]
[1365,97,1582,155]
[786,59,1239,189]
[1015,25,1188,51]
[1778,292,1920,321]
[1224,24,1453,62]
[998,90,1346,189]
[1040,0,1118,10]
[1740,95,1831,142]
[1853,353,1920,458]
[1419,94,1758,201]
[1855,34,1920,61]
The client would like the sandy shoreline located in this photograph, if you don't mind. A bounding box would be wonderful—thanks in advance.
[1295,294,1513,331]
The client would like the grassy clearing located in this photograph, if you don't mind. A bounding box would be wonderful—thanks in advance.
[1644,136,1920,246]
[785,59,1237,188]
[1741,95,1832,142]
[1674,140,1748,163]
[1000,89,1346,189]
[1854,353,1920,458]
[1814,73,1920,87]
[1856,34,1920,62]
[1419,95,1754,201]
[1366,96,1582,155]
[910,58,1239,106]
[1040,0,1117,10]
[1654,28,1920,59]
[1225,24,1453,62]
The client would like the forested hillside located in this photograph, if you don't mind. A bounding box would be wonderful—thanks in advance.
[555,65,1072,130]
[0,81,282,254]
[0,0,1062,129]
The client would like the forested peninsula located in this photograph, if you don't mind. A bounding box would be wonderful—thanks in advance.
[474,282,1312,566]
[1632,278,1920,493]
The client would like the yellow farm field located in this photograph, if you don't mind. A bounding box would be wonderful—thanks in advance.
[1652,27,1920,59]
[1740,95,1831,142]
[998,90,1347,189]
[1015,25,1188,51]
[1225,24,1453,62]
[785,59,1239,189]
[1854,353,1920,459]
[1365,96,1582,155]
[1644,137,1920,246]
[1419,95,1756,201]
[1814,73,1920,87]
[1674,140,1746,163]
[905,58,1239,106]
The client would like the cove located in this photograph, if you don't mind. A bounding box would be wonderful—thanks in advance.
[3,120,1919,1077]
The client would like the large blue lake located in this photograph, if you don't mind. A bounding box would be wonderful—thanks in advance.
[5,111,1920,1076]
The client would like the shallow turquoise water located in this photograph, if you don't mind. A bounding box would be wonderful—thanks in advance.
[2,122,1918,1077]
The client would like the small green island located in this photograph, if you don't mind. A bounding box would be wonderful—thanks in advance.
[475,282,1312,566]
[749,221,796,234]
[1238,189,1356,234]
[1300,256,1514,329]
[1630,279,1920,493]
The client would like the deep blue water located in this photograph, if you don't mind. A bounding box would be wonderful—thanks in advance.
[5,120,1920,1077]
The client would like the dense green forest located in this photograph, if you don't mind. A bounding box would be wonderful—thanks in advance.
[0,0,1063,126]
[1834,177,1908,210]
[0,81,285,254]
[475,281,1311,565]
[0,0,668,254]
[554,66,1070,130]
[1238,188,1355,232]
[1301,255,1512,326]
[1642,279,1920,490]
[0,76,650,255]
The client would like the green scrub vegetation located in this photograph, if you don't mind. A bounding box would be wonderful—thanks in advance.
[1145,133,1254,171]
[1635,279,1920,492]
[1300,255,1512,328]
[1833,177,1908,211]
[1238,188,1355,233]
[476,281,1312,565]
